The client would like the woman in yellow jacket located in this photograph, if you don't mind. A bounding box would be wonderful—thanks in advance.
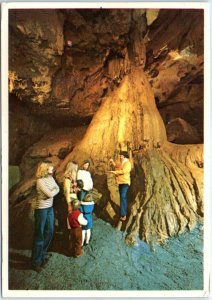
[109,151,132,221]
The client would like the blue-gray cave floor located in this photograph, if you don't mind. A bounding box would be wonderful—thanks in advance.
[9,216,203,291]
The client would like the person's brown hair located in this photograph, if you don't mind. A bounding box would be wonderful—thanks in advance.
[120,151,129,158]
[81,160,90,170]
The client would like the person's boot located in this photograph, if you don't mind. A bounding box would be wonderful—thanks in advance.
[41,258,49,268]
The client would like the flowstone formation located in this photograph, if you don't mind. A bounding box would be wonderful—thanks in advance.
[9,8,204,249]
[56,67,203,245]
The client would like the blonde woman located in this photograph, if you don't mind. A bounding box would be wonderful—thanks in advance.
[63,161,79,213]
[31,162,60,272]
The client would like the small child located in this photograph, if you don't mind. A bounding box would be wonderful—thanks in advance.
[80,194,95,246]
[67,199,87,257]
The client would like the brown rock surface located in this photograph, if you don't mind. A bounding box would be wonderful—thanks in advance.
[126,143,203,245]
[9,94,51,165]
[9,197,37,249]
[9,9,146,124]
[19,126,87,179]
[10,126,87,205]
[166,117,200,144]
[145,9,203,141]
[9,9,64,104]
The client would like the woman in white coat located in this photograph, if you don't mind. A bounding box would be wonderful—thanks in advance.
[77,160,93,200]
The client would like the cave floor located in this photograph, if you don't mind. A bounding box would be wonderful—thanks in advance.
[9,216,203,291]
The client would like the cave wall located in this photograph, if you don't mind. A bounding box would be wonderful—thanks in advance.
[9,94,51,165]
[145,9,204,142]
[9,9,64,104]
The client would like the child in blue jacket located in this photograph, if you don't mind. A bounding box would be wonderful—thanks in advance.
[80,193,95,246]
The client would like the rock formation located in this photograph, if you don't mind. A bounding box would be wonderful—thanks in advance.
[8,8,204,248]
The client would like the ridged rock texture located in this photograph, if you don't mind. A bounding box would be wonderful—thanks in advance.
[9,9,203,248]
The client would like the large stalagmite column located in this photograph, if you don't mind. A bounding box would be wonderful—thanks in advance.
[57,67,167,174]
[56,66,203,245]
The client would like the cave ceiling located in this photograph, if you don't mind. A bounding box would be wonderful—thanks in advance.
[9,8,203,138]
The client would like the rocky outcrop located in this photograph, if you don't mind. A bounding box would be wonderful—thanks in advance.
[125,143,203,245]
[166,118,201,144]
[19,126,87,179]
[10,196,37,249]
[9,9,64,104]
[9,9,145,124]
[9,94,51,165]
[10,126,87,202]
[145,9,203,142]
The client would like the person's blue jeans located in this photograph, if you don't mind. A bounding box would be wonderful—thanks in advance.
[119,184,129,217]
[31,207,54,267]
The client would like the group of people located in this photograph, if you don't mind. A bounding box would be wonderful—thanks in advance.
[31,152,132,273]
[63,160,94,258]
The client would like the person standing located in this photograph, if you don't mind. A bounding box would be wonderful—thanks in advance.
[67,199,88,257]
[31,162,60,272]
[77,160,93,200]
[63,161,79,213]
[109,151,132,221]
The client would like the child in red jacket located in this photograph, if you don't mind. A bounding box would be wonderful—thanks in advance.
[67,199,87,257]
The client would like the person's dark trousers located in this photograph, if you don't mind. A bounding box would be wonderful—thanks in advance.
[119,184,129,217]
[78,190,87,201]
[31,207,54,267]
[69,227,82,257]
